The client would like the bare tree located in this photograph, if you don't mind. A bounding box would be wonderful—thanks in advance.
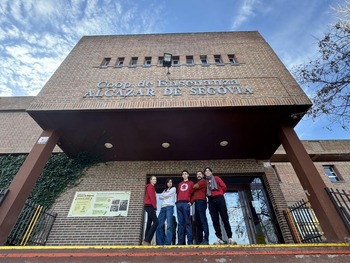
[293,1,350,129]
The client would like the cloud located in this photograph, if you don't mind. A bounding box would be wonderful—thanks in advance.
[231,0,261,30]
[0,0,164,96]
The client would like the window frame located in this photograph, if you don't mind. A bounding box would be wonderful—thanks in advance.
[172,56,180,67]
[100,57,111,68]
[228,54,239,65]
[214,55,224,66]
[143,57,152,67]
[115,57,125,68]
[158,56,164,66]
[200,55,208,66]
[323,165,342,183]
[186,56,194,66]
[129,57,138,68]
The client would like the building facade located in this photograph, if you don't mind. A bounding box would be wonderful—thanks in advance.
[0,32,349,245]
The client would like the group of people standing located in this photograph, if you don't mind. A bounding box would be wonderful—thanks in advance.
[143,167,237,246]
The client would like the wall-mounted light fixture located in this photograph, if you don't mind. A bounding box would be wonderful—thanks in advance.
[104,142,113,149]
[220,141,228,147]
[163,53,172,74]
[162,142,170,149]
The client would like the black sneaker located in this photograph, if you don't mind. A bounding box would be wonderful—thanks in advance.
[200,240,209,245]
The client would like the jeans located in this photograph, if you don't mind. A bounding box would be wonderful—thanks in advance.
[208,195,232,239]
[176,202,193,245]
[156,206,174,245]
[194,200,209,243]
[144,205,158,243]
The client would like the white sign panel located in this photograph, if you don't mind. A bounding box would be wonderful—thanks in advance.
[68,191,131,217]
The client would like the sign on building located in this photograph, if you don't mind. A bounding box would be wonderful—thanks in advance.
[68,191,131,217]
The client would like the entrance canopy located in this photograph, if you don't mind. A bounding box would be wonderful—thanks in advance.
[28,104,308,161]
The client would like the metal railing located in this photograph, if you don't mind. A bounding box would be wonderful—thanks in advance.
[325,187,350,232]
[284,199,326,243]
[6,200,57,246]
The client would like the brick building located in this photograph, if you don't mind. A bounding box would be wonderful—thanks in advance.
[0,32,349,246]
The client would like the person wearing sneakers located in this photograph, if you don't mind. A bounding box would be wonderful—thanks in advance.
[191,170,209,245]
[143,176,158,245]
[204,167,237,245]
[176,170,194,245]
[156,178,176,245]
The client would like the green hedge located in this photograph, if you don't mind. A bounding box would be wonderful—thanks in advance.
[0,152,97,208]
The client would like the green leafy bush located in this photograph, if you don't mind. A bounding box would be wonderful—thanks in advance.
[0,152,97,208]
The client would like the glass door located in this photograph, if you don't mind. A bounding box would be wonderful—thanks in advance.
[147,175,282,245]
[207,176,281,244]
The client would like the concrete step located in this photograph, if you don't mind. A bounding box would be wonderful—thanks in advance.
[1,243,350,263]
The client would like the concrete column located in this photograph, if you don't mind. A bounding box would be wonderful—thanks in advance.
[279,125,349,242]
[0,130,59,245]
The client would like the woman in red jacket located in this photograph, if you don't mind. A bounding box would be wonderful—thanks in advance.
[143,176,158,245]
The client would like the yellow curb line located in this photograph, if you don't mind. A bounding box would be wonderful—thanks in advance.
[0,243,349,250]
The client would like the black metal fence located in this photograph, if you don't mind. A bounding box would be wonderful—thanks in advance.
[325,187,350,232]
[284,199,326,243]
[6,200,57,246]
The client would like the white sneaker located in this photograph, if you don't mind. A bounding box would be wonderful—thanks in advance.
[213,238,225,245]
[227,238,237,245]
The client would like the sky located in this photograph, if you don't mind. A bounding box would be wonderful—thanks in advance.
[0,0,348,140]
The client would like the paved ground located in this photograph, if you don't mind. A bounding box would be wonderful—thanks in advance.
[1,243,350,263]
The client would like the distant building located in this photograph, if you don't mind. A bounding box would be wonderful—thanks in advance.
[0,32,349,245]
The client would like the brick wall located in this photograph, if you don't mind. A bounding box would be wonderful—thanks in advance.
[271,161,350,205]
[47,159,297,245]
[27,32,310,111]
[263,164,294,243]
[0,110,61,154]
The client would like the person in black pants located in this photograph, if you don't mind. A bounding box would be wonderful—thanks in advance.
[204,167,237,245]
[143,176,158,245]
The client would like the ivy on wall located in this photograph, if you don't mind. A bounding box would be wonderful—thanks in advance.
[0,152,97,208]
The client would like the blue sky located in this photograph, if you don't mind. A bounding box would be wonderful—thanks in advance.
[0,0,348,140]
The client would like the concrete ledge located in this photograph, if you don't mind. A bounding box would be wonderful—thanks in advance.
[1,243,350,263]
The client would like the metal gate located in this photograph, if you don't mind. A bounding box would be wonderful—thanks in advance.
[325,187,350,231]
[6,200,57,246]
[284,199,326,243]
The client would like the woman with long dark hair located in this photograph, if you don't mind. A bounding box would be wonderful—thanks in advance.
[156,178,176,245]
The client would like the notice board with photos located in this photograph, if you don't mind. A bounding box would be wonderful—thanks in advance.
[68,191,131,217]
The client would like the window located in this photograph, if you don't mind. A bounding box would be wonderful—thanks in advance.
[214,55,223,65]
[130,57,138,67]
[323,165,342,182]
[172,56,180,66]
[158,56,164,66]
[115,57,124,67]
[100,58,111,68]
[186,56,194,66]
[144,57,152,67]
[200,55,208,66]
[228,54,238,65]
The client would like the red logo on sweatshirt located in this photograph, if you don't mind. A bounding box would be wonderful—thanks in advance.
[180,183,189,192]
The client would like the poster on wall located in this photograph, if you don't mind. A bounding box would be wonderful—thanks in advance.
[67,191,131,217]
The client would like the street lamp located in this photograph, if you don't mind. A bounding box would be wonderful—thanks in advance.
[163,53,172,74]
